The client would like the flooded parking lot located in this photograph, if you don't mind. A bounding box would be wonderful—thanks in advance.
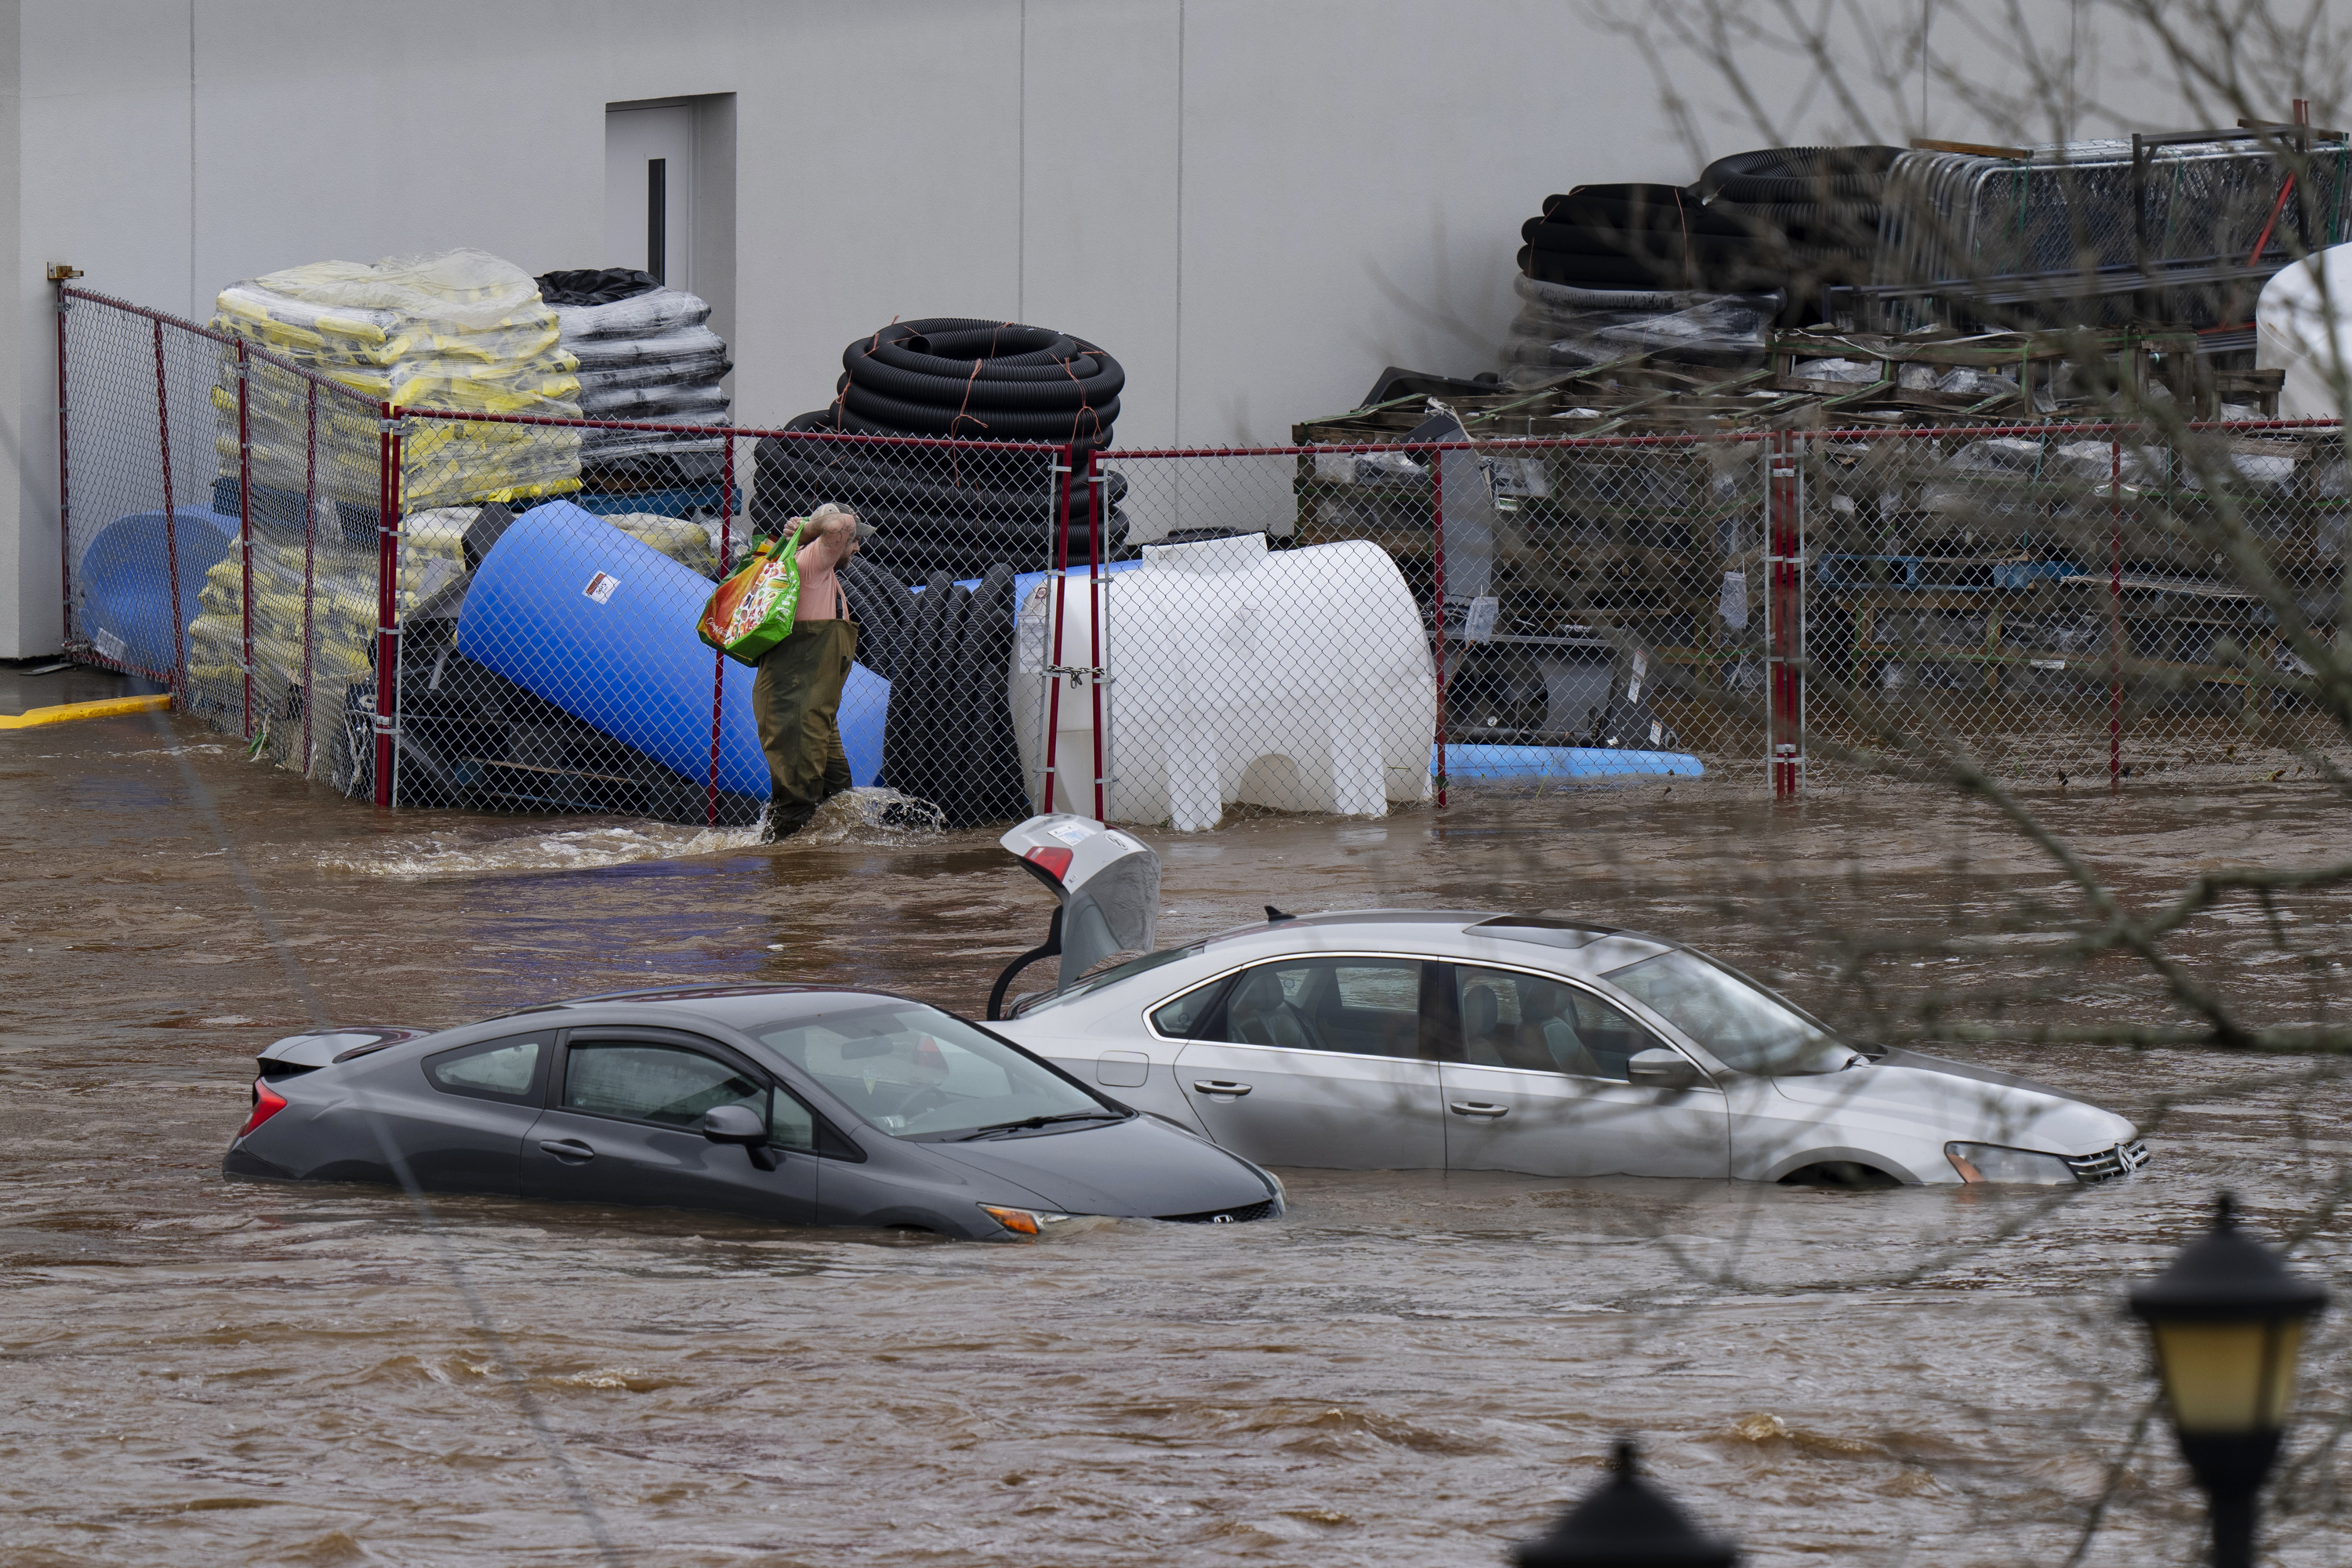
[2,665,2347,1566]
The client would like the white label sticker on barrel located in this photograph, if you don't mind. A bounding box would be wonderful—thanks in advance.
[583,572,620,604]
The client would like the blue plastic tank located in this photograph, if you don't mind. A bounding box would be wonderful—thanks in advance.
[1438,742,1704,780]
[77,508,240,681]
[458,500,884,798]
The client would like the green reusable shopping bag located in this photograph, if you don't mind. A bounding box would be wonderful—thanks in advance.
[697,520,805,666]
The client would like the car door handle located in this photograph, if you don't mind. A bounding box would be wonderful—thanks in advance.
[538,1138,597,1162]
[1448,1101,1510,1119]
[1192,1080,1253,1098]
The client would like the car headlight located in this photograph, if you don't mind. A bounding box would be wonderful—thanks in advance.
[978,1203,1079,1236]
[1946,1142,2076,1185]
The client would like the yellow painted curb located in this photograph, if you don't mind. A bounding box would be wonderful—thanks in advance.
[0,692,172,729]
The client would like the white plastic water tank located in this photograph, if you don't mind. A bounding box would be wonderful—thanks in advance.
[2257,245,2352,419]
[1011,532,1435,830]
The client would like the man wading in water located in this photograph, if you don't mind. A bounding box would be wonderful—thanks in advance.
[753,502,866,841]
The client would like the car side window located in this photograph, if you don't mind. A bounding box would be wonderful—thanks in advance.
[1448,966,1668,1082]
[1149,977,1229,1039]
[561,1040,767,1130]
[425,1033,550,1105]
[1198,957,1423,1058]
[770,1086,818,1152]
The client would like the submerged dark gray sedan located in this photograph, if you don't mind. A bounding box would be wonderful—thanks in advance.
[223,985,1284,1239]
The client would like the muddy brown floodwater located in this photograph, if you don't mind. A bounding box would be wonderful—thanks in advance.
[2,663,2347,1567]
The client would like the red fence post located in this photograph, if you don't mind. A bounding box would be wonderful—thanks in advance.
[1086,446,1108,825]
[235,340,256,742]
[1768,433,1803,798]
[2109,436,2125,793]
[151,321,184,688]
[1429,442,1447,811]
[707,434,735,828]
[303,381,318,776]
[373,405,398,808]
[54,283,73,648]
[1041,445,1073,816]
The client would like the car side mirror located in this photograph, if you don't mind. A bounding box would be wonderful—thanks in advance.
[701,1104,766,1142]
[1627,1048,1701,1090]
[700,1104,778,1170]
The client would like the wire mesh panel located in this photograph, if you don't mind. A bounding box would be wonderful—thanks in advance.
[1065,437,1764,829]
[60,288,388,791]
[376,415,1065,829]
[1461,434,1769,775]
[1790,421,2348,782]
[58,285,2344,822]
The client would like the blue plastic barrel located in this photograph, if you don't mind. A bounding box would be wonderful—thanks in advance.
[1438,743,1704,780]
[458,500,885,799]
[77,508,240,681]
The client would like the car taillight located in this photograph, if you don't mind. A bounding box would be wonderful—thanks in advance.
[1024,846,1073,881]
[238,1077,287,1138]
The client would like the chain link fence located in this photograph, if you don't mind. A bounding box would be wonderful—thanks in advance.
[60,286,391,786]
[387,413,1069,828]
[55,285,2350,830]
[1785,419,2349,786]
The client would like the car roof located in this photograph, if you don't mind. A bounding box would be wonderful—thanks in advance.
[485,983,924,1029]
[1199,909,1663,949]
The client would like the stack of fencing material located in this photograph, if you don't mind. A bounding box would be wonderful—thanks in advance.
[1870,138,2352,330]
[535,270,733,484]
[209,248,584,513]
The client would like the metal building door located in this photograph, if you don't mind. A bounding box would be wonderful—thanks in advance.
[605,104,695,290]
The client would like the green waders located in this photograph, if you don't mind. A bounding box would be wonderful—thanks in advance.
[752,615,858,840]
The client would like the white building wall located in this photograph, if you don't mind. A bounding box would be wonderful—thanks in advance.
[1,0,2216,655]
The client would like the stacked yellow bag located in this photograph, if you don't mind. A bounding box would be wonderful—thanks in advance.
[209,249,583,511]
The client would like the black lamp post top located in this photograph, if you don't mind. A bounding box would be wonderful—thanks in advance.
[1513,1440,1740,1568]
[2130,1194,2330,1324]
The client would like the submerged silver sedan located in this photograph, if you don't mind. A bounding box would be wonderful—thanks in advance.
[991,911,2147,1188]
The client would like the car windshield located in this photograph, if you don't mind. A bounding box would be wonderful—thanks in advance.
[1011,945,1203,1016]
[1603,950,1853,1076]
[754,1001,1116,1138]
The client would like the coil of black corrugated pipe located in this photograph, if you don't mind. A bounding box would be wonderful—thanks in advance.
[1696,146,1903,204]
[1693,147,1900,321]
[1537,185,1719,230]
[744,318,1125,577]
[750,412,1128,581]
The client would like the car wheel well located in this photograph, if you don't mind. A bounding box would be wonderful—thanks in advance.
[1777,1160,1900,1191]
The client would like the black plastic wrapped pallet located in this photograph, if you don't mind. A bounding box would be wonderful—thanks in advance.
[875,564,1028,829]
[534,268,664,307]
[837,555,918,681]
